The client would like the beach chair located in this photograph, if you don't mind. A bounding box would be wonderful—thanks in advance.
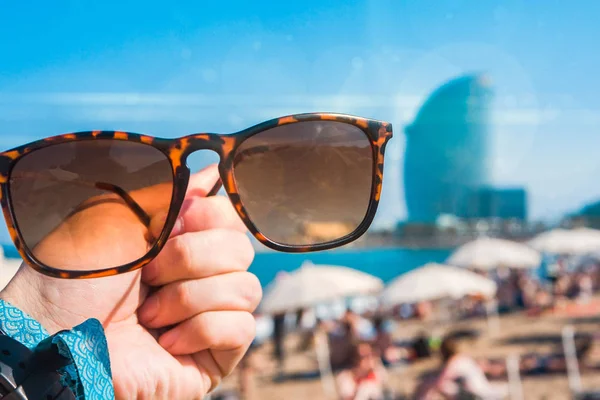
[506,353,524,400]
[560,324,600,400]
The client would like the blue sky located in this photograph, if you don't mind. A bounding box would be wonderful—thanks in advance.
[1,0,600,243]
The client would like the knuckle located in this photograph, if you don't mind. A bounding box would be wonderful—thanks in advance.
[230,232,255,268]
[234,312,256,346]
[171,234,193,271]
[174,281,193,309]
[199,313,217,343]
[239,273,262,311]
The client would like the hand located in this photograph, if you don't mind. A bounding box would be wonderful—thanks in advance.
[0,164,262,399]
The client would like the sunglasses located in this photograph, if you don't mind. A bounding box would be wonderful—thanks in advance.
[0,113,393,279]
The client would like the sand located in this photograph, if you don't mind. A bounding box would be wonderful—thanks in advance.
[216,309,600,399]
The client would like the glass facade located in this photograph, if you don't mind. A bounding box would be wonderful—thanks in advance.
[403,74,494,223]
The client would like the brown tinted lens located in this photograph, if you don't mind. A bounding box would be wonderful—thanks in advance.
[233,121,374,246]
[9,140,174,271]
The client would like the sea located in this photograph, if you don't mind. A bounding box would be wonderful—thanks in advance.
[2,244,452,287]
[248,247,452,286]
[1,244,453,341]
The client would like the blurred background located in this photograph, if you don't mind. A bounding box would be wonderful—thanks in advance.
[2,1,600,399]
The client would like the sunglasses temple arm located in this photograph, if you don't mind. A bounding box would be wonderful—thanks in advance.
[94,182,151,226]
[10,172,151,227]
[207,178,222,197]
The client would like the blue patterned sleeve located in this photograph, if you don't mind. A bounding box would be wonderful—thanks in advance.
[0,299,115,399]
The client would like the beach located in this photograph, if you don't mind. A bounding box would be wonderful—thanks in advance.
[216,307,600,399]
[3,245,600,399]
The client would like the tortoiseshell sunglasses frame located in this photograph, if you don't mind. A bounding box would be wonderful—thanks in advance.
[0,112,393,279]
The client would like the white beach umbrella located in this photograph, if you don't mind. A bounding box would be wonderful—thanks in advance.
[447,237,541,270]
[528,227,600,255]
[381,263,497,306]
[259,260,383,314]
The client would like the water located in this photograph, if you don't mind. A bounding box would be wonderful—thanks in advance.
[2,244,452,286]
[249,247,452,286]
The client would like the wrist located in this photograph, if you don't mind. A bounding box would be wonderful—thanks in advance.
[0,265,68,334]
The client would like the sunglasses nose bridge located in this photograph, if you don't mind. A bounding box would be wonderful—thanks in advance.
[185,133,237,160]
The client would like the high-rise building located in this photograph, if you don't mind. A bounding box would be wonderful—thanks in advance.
[465,187,528,220]
[403,74,494,222]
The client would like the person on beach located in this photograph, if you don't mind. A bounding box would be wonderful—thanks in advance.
[272,312,287,374]
[419,334,507,400]
[335,341,389,400]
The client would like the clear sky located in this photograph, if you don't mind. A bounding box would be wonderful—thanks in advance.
[1,0,600,243]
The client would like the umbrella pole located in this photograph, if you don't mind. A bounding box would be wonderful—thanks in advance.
[314,330,338,399]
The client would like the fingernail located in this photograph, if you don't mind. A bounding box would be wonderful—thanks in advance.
[141,263,158,283]
[138,296,159,324]
[159,329,179,351]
